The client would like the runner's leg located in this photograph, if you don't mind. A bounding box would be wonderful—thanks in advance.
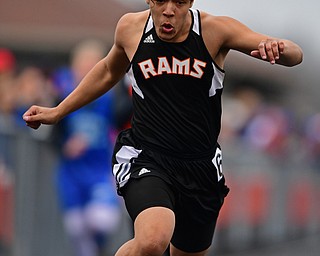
[115,206,175,256]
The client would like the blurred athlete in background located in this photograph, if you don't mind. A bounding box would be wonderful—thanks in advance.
[52,39,121,256]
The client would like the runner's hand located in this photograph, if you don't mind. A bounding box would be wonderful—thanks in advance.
[22,105,59,129]
[251,39,285,64]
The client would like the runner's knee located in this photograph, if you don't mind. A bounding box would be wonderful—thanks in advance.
[134,207,174,255]
[137,235,169,256]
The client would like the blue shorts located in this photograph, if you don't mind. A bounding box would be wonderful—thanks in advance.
[56,160,118,211]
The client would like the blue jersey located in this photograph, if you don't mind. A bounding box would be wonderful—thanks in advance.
[53,67,117,209]
[54,67,115,171]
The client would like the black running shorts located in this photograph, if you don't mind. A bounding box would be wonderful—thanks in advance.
[112,129,229,253]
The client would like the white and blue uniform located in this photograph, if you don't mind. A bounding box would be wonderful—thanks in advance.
[53,67,118,211]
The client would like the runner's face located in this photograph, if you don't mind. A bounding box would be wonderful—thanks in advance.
[146,0,194,42]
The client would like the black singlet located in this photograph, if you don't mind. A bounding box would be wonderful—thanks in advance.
[127,9,225,158]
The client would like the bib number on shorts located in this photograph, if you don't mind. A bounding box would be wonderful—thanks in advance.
[212,147,223,182]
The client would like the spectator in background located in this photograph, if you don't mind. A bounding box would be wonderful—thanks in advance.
[0,48,16,254]
[0,48,16,131]
[221,86,264,143]
[242,105,292,157]
[303,113,320,170]
[52,39,121,256]
[222,85,292,158]
[13,66,55,131]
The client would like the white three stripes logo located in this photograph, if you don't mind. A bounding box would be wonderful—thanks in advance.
[143,34,155,43]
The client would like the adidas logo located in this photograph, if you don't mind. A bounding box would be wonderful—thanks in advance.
[138,168,151,176]
[143,34,155,43]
